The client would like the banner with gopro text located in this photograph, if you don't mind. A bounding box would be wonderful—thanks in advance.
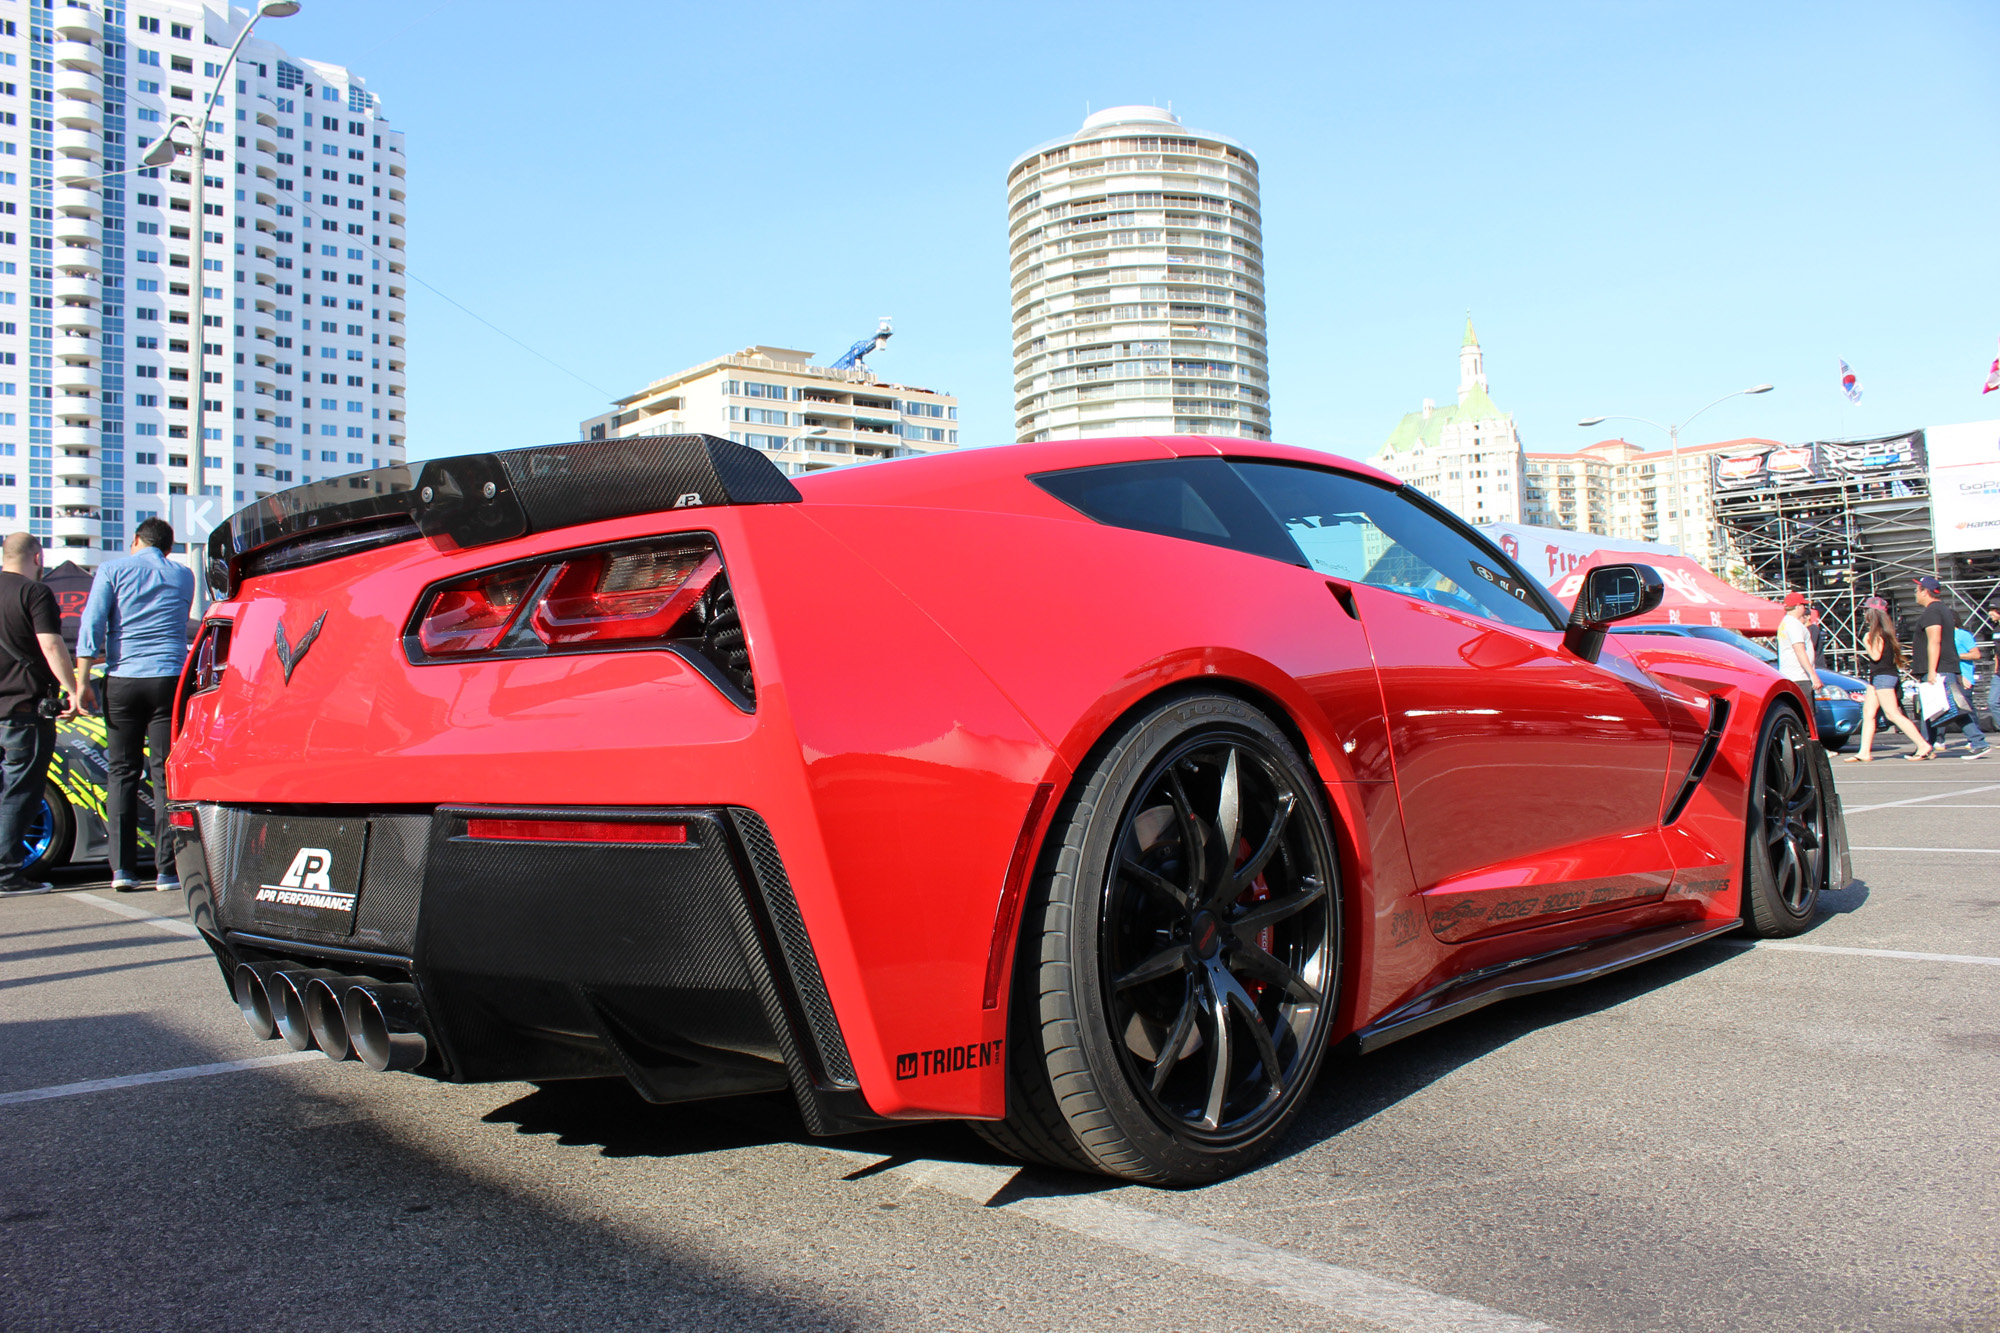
[1926,420,2000,555]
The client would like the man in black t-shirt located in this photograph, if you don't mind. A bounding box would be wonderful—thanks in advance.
[1912,575,1989,760]
[0,533,79,894]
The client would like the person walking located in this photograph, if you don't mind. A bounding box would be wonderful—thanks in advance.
[1777,591,1822,693]
[1910,575,1989,761]
[1983,598,2000,726]
[0,532,79,896]
[1847,597,1933,762]
[75,517,194,891]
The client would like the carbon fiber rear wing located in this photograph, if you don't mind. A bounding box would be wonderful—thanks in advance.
[205,435,800,598]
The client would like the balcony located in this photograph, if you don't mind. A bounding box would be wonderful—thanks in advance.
[53,158,97,188]
[52,362,100,393]
[53,68,100,105]
[51,272,97,302]
[52,186,100,218]
[51,394,98,424]
[51,425,97,452]
[54,99,101,133]
[51,514,101,541]
[53,306,100,337]
[54,7,100,39]
[52,483,100,510]
[52,37,101,72]
[51,328,98,359]
[52,214,98,247]
[53,126,101,161]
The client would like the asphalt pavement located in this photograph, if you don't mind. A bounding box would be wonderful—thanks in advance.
[2,746,1996,1333]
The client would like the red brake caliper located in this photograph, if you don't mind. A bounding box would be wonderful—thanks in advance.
[1235,837,1272,998]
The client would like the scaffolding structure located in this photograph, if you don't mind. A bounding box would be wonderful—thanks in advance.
[1711,430,2000,678]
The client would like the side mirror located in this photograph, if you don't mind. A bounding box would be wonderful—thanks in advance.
[1564,563,1665,663]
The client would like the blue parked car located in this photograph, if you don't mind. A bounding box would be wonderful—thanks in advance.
[1612,624,1864,751]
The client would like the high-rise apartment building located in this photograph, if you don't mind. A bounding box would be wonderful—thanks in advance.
[1008,106,1268,442]
[2,0,405,569]
[1369,320,1526,524]
[1522,436,1780,571]
[581,344,958,474]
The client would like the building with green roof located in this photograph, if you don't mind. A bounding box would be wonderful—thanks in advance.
[1368,318,1525,523]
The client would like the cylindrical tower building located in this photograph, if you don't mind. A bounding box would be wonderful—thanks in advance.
[1008,106,1268,442]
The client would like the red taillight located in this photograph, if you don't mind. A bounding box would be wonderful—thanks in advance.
[169,810,197,829]
[417,566,542,655]
[189,621,230,693]
[531,543,720,646]
[465,818,687,844]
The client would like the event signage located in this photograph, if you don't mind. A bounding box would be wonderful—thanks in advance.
[1926,420,2000,555]
[1478,522,1678,590]
[1819,430,1926,476]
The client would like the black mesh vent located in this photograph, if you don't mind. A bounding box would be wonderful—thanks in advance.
[353,814,429,953]
[730,809,856,1087]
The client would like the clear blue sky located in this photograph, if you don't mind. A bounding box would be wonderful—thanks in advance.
[272,0,1999,463]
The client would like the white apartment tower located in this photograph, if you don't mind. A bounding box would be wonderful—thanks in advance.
[1008,106,1269,442]
[0,0,406,568]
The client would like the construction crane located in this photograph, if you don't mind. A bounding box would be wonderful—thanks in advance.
[831,317,893,372]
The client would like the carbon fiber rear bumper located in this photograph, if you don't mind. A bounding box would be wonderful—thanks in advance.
[177,803,880,1135]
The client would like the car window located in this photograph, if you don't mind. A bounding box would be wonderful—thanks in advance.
[1031,458,1304,566]
[1685,625,1778,664]
[1232,462,1558,632]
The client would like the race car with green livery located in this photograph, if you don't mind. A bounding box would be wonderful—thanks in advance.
[21,710,157,874]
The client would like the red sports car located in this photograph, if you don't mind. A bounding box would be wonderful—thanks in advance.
[171,434,1850,1186]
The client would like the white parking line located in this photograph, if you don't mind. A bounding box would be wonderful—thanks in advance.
[1723,940,2000,967]
[0,1052,321,1107]
[67,891,202,940]
[1841,783,2000,813]
[829,1151,1562,1333]
[1849,846,2000,854]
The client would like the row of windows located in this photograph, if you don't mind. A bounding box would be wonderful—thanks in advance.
[721,380,954,416]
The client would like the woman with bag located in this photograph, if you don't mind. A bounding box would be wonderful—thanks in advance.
[1848,600,1933,762]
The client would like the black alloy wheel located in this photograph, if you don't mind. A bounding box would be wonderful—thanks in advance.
[1742,706,1828,937]
[978,693,1340,1186]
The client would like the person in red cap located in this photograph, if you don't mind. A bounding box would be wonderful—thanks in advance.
[1912,575,1989,759]
[1776,592,1821,693]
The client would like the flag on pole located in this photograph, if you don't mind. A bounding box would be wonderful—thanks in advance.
[1839,359,1862,403]
[1984,340,1999,395]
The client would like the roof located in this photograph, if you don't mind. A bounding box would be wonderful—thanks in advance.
[1552,550,1787,634]
[1462,315,1478,348]
[1378,383,1509,456]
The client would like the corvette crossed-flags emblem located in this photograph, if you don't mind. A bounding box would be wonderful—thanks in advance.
[272,612,328,684]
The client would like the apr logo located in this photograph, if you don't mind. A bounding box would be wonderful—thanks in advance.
[254,847,354,911]
[895,1038,1004,1080]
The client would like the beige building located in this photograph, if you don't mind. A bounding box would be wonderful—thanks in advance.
[1368,320,1525,524]
[1007,106,1270,442]
[1523,436,1780,570]
[580,346,958,475]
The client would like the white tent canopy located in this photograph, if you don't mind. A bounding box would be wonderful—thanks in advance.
[1478,522,1682,590]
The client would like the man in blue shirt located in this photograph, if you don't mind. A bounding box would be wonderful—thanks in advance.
[76,517,194,891]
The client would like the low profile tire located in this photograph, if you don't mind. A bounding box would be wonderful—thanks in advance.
[1740,704,1829,938]
[977,692,1341,1186]
[21,783,74,873]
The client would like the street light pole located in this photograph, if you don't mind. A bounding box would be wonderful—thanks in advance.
[141,1,299,608]
[1579,383,1773,563]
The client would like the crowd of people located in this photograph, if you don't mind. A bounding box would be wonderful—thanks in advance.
[0,520,192,896]
[1830,575,1995,762]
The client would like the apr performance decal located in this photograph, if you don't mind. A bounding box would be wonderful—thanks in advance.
[896,1039,1003,1080]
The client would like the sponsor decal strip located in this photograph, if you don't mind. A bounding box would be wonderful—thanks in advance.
[253,885,358,910]
[822,1149,1563,1333]
[0,1052,321,1108]
[69,891,202,939]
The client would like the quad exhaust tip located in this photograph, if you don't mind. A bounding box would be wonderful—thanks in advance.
[232,964,428,1070]
[341,983,429,1072]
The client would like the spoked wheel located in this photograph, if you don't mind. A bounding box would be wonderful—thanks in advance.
[977,693,1340,1186]
[1741,706,1828,937]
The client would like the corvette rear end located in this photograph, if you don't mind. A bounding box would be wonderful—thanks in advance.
[172,435,1053,1134]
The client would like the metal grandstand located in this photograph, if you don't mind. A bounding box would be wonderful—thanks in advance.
[1710,430,2000,676]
